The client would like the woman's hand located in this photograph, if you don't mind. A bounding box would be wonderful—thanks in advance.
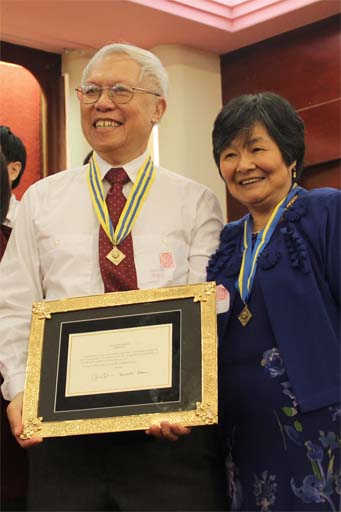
[7,391,43,448]
[146,421,192,441]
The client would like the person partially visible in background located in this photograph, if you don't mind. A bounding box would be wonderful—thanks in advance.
[1,148,29,510]
[0,125,27,230]
[0,151,11,258]
[208,92,340,511]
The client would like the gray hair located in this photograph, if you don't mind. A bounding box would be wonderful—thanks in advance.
[81,43,169,98]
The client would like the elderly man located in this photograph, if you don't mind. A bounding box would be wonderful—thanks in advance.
[0,44,227,511]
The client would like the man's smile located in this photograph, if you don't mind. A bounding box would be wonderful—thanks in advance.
[94,119,122,128]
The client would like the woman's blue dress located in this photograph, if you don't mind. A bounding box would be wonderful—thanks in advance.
[219,271,341,511]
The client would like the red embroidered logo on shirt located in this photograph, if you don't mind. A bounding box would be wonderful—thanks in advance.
[160,252,175,269]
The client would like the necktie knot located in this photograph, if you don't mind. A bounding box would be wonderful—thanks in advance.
[105,167,129,186]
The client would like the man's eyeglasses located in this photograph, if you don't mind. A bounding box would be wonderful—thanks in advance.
[75,84,161,105]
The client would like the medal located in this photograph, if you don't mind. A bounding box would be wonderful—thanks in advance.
[238,304,252,327]
[106,246,126,266]
[236,184,300,327]
[87,154,156,266]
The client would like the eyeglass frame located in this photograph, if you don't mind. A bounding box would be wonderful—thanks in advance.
[75,83,162,105]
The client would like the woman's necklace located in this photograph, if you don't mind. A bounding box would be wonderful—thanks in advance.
[236,185,299,327]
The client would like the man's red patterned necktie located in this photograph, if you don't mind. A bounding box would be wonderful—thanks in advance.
[99,168,138,292]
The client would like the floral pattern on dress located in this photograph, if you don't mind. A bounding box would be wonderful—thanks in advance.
[261,348,286,378]
[329,405,341,423]
[225,430,243,510]
[290,437,341,511]
[253,470,278,512]
[261,347,341,511]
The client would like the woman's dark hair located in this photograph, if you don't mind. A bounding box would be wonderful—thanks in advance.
[0,126,27,189]
[0,152,11,225]
[212,92,305,181]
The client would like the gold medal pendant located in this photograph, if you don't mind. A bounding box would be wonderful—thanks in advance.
[238,304,252,327]
[106,246,126,266]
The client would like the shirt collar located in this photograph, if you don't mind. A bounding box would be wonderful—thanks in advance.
[93,150,150,184]
[4,194,19,227]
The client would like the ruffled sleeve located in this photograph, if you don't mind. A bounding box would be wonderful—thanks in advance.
[207,220,243,281]
[259,188,310,274]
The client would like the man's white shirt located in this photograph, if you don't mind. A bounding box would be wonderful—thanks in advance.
[0,150,223,401]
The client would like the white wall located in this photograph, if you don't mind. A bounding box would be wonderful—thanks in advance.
[62,45,226,217]
[62,50,93,169]
[152,45,226,218]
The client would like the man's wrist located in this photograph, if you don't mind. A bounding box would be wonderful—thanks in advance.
[2,376,25,402]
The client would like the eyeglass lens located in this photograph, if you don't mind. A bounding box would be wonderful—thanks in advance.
[79,85,133,104]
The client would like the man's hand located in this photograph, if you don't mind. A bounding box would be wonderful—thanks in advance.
[146,421,192,442]
[7,392,43,448]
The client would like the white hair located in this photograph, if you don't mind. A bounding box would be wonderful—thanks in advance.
[81,43,169,98]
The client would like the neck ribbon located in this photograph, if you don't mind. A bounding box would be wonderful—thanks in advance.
[87,154,155,247]
[237,184,299,304]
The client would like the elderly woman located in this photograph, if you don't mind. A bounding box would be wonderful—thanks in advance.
[207,92,340,511]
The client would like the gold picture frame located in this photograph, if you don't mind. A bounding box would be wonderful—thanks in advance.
[21,282,218,439]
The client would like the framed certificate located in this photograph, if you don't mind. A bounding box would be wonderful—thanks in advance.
[21,282,218,439]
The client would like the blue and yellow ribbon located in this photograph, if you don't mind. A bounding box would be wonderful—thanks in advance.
[237,184,299,304]
[87,154,155,247]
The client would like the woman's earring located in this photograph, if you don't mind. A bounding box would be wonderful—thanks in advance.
[292,167,297,182]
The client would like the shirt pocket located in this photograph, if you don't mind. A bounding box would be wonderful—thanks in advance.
[38,233,94,296]
[133,234,190,289]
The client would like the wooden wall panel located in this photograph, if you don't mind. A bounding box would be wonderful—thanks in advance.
[301,160,341,190]
[0,62,42,199]
[1,42,66,176]
[298,99,341,166]
[220,15,341,221]
[220,16,340,109]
